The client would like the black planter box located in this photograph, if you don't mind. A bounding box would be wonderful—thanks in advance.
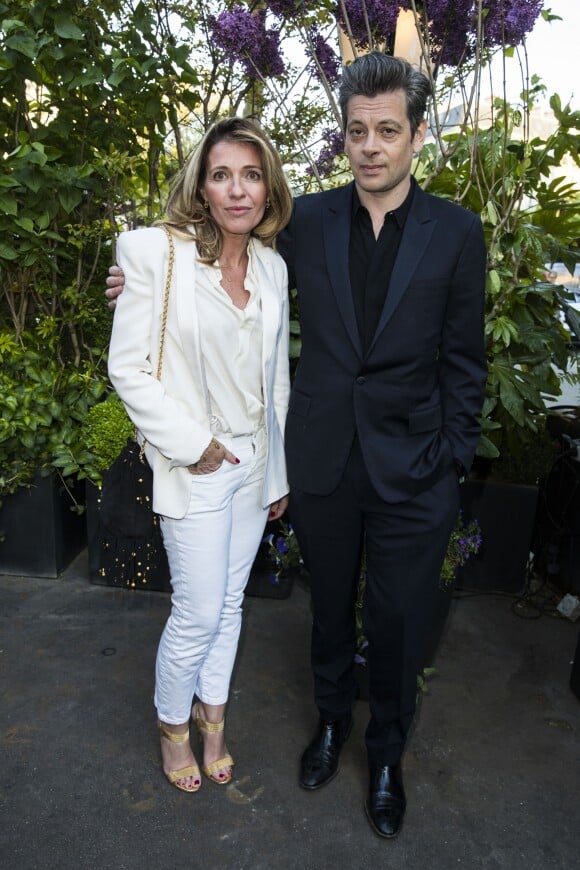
[86,481,171,593]
[244,567,295,599]
[457,479,539,592]
[533,453,580,595]
[0,472,86,578]
[571,629,580,701]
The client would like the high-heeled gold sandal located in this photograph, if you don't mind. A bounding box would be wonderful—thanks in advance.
[194,712,234,785]
[158,723,201,793]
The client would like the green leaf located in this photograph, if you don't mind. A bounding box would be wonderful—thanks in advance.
[15,217,34,233]
[54,14,84,41]
[57,188,83,213]
[2,18,27,34]
[476,435,500,459]
[5,34,36,59]
[0,195,18,216]
[487,269,501,294]
[0,242,18,260]
[483,200,499,226]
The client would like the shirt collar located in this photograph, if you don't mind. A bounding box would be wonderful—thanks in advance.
[351,175,416,228]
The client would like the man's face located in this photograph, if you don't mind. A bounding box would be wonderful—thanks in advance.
[344,90,426,199]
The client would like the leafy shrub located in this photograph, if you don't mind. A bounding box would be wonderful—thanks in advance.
[0,328,107,497]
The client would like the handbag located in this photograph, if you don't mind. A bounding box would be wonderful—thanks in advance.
[98,227,174,589]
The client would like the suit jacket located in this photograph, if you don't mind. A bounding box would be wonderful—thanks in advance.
[108,227,290,519]
[279,181,487,502]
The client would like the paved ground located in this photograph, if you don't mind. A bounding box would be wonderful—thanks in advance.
[1,550,579,869]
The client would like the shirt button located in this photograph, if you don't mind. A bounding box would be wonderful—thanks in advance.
[356,376,366,385]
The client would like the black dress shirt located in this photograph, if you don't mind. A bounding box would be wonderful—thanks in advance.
[349,178,415,353]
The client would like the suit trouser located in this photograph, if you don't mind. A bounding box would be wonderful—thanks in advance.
[290,436,460,766]
[154,428,268,724]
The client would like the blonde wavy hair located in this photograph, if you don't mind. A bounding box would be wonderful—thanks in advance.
[162,117,293,264]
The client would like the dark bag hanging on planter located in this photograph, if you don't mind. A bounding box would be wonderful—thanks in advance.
[97,228,174,590]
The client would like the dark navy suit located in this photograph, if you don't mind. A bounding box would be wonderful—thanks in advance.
[279,180,487,765]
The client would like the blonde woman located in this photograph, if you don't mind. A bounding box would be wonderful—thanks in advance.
[108,118,293,793]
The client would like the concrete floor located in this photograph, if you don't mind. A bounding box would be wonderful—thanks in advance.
[1,550,579,870]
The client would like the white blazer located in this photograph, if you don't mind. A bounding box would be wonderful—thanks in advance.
[108,227,290,519]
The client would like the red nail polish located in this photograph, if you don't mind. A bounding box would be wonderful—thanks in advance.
[235,458,240,464]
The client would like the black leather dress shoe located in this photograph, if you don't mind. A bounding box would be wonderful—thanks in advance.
[299,715,353,790]
[365,763,406,839]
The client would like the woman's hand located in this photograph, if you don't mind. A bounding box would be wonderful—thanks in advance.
[188,439,240,475]
[268,495,289,521]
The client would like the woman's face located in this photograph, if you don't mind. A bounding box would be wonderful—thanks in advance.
[200,140,268,240]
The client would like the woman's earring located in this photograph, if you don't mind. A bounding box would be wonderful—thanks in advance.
[265,198,271,210]
[203,199,209,210]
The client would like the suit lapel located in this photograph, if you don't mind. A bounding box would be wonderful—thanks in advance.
[366,187,436,357]
[323,184,363,357]
[174,236,205,379]
[250,241,278,375]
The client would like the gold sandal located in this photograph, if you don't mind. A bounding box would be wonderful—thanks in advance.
[158,723,201,793]
[194,711,234,785]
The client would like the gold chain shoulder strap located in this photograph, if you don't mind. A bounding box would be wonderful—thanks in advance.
[156,226,174,380]
[139,226,175,460]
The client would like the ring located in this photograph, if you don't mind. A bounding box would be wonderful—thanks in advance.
[211,439,220,450]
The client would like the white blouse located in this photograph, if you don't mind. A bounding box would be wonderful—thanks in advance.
[196,242,264,437]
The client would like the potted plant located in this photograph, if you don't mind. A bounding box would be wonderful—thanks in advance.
[456,417,563,592]
[0,327,107,577]
[0,4,174,576]
[418,99,580,592]
[245,519,303,600]
[65,391,172,592]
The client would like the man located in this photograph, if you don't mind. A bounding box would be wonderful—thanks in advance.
[106,52,487,839]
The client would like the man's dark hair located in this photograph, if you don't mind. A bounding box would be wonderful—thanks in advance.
[339,52,432,137]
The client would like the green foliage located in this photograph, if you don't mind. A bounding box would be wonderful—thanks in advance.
[0,327,107,496]
[0,0,202,497]
[416,667,437,695]
[0,0,579,499]
[421,95,580,463]
[75,393,134,485]
[439,515,483,587]
[264,520,303,577]
[473,418,559,485]
[0,1,201,351]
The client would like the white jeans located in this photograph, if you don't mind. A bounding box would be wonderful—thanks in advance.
[154,428,268,723]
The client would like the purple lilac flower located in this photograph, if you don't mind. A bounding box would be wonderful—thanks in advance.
[306,126,344,178]
[275,537,289,555]
[336,0,400,47]
[427,0,542,64]
[422,0,475,67]
[482,0,543,48]
[267,0,307,17]
[209,7,285,78]
[308,28,341,85]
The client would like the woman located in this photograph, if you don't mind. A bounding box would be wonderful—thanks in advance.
[108,118,293,793]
